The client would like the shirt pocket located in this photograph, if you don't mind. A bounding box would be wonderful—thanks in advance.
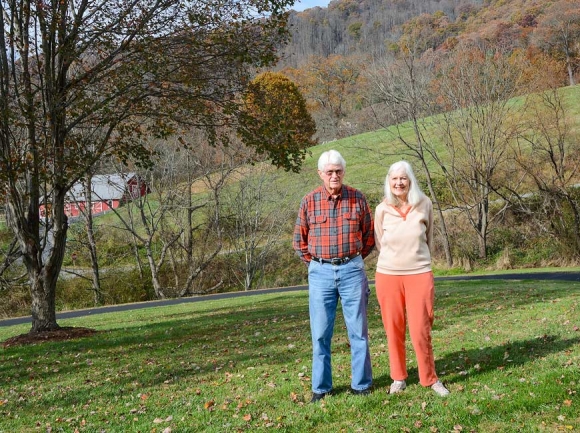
[308,215,327,225]
[342,212,359,222]
[343,212,360,230]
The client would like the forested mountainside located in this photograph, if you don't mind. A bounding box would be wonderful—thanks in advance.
[281,0,483,66]
[280,0,569,67]
[277,0,579,141]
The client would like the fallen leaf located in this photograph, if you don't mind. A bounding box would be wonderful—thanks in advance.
[243,414,252,421]
[204,400,215,410]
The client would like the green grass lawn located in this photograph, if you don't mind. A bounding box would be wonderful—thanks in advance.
[0,278,579,432]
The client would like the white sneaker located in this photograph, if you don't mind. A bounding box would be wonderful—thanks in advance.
[431,380,450,396]
[389,380,407,394]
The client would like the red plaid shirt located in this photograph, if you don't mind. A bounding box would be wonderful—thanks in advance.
[293,184,375,263]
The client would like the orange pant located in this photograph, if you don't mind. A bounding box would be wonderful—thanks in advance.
[375,272,438,387]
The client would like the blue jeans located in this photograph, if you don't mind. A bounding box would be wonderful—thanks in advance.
[307,255,372,393]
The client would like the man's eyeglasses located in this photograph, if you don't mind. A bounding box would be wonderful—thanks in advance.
[324,169,344,177]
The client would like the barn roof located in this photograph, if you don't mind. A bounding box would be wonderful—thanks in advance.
[68,173,138,201]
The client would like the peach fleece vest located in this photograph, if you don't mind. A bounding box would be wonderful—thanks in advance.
[374,195,433,275]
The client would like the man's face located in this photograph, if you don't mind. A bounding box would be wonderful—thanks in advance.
[318,164,345,195]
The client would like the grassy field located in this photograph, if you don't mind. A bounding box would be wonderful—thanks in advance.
[1,278,578,432]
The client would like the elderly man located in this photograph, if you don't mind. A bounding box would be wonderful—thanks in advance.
[293,149,375,403]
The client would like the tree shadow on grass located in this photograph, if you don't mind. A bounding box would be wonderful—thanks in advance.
[428,334,580,386]
[364,335,580,393]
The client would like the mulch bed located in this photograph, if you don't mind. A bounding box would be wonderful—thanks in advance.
[2,327,99,348]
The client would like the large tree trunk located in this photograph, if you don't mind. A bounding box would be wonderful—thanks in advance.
[29,270,59,333]
[8,188,69,333]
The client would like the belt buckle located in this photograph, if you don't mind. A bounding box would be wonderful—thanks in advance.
[330,257,342,265]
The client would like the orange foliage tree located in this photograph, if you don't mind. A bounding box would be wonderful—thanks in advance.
[237,72,317,173]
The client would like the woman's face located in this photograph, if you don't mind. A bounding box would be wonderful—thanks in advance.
[389,169,409,201]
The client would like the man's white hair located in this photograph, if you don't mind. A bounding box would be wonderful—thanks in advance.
[318,150,346,171]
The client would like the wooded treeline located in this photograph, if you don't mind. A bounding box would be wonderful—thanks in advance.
[282,0,479,64]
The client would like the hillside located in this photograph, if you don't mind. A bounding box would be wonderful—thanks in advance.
[285,83,580,198]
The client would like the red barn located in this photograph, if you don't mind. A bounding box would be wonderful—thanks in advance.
[40,173,149,219]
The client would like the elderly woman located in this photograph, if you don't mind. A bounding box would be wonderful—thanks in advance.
[374,160,449,397]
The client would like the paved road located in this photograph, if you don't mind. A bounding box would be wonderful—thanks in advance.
[2,271,579,327]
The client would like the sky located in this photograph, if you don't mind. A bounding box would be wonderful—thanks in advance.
[291,0,331,11]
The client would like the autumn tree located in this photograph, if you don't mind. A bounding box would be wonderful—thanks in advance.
[159,134,246,297]
[103,164,181,299]
[432,43,527,259]
[220,166,296,291]
[366,40,453,266]
[513,88,580,255]
[238,71,316,172]
[533,0,580,86]
[0,0,294,333]
[396,11,458,56]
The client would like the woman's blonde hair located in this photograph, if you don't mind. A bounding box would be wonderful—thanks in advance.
[384,160,425,206]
